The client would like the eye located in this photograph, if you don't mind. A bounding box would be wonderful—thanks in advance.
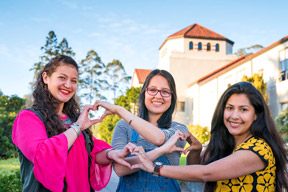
[59,76,65,80]
[72,80,78,84]
[149,88,157,93]
[240,108,248,112]
[225,106,233,110]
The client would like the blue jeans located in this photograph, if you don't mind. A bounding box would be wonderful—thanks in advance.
[116,129,181,192]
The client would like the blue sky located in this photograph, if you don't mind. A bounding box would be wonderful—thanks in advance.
[0,0,288,98]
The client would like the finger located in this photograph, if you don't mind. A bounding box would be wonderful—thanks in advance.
[90,119,102,125]
[131,163,143,170]
[116,159,131,169]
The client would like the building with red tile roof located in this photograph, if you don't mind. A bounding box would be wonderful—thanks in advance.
[131,69,152,87]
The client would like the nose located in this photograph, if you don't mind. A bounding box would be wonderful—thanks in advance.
[230,109,239,119]
[154,90,162,98]
[64,80,71,88]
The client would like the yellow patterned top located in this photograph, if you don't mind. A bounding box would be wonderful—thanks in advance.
[215,137,276,192]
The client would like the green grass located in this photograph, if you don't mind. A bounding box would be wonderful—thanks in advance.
[179,155,187,166]
[0,158,20,175]
[0,158,22,192]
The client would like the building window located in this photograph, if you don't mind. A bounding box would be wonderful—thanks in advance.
[177,101,185,112]
[281,103,288,111]
[215,43,220,52]
[279,48,288,81]
[207,43,211,51]
[198,42,202,51]
[189,41,193,50]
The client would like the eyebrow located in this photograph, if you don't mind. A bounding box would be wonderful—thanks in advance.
[226,103,250,107]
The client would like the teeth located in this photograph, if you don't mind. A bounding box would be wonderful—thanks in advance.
[152,102,163,104]
[61,89,69,93]
[230,122,240,126]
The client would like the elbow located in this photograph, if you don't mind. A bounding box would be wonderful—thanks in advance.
[153,137,165,146]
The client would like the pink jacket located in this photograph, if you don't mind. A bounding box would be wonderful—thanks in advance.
[12,110,112,192]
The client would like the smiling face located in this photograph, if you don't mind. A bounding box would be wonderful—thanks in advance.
[224,93,257,143]
[42,63,78,105]
[144,75,172,121]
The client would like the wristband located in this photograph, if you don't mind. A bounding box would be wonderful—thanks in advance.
[106,148,115,162]
[70,122,81,137]
[129,115,135,125]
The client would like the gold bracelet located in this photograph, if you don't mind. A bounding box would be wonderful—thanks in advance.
[129,114,135,125]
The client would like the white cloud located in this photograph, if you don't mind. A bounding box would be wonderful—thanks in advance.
[88,32,103,37]
[31,17,50,23]
[0,44,12,58]
[61,1,77,9]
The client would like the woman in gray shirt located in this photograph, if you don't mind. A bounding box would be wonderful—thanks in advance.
[94,69,188,192]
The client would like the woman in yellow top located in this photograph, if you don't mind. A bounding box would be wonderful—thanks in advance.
[132,82,288,192]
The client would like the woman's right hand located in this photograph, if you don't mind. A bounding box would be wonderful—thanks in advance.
[76,105,102,130]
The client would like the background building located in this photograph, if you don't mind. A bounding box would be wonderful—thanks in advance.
[132,23,288,128]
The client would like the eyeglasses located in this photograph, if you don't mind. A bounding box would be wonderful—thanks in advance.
[146,88,172,98]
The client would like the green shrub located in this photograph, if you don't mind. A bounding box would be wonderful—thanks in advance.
[275,108,288,142]
[0,158,22,191]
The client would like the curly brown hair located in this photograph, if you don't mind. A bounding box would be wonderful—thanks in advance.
[32,55,93,144]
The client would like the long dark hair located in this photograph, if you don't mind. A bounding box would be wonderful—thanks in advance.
[32,55,93,142]
[138,69,177,128]
[202,82,288,192]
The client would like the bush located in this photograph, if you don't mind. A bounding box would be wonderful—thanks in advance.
[187,124,210,144]
[0,158,22,191]
[275,108,288,142]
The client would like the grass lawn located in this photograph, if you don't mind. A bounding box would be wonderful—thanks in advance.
[0,158,20,174]
[179,155,187,166]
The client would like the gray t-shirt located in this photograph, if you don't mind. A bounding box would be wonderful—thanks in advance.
[111,119,188,165]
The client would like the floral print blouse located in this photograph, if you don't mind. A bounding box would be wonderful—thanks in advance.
[215,137,276,192]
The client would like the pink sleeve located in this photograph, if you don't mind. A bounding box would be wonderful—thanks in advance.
[89,137,113,191]
[12,110,68,192]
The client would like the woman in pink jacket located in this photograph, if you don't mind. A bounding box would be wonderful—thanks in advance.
[12,55,133,192]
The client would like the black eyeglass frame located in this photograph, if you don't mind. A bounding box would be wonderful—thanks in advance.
[145,88,173,98]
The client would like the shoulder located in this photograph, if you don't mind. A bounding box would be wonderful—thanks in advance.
[236,137,274,164]
[16,109,42,122]
[170,121,189,132]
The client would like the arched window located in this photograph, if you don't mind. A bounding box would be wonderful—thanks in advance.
[189,41,193,50]
[207,43,211,51]
[198,42,202,51]
[216,43,220,52]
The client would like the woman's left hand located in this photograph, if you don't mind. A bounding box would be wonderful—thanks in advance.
[130,146,155,173]
[93,100,122,121]
[108,143,137,168]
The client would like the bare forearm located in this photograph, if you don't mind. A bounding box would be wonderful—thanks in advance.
[95,149,113,165]
[63,128,78,149]
[116,107,165,145]
[186,150,201,165]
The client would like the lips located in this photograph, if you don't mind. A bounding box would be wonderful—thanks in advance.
[59,88,71,95]
[229,121,243,128]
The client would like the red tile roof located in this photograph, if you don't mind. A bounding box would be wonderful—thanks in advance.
[160,23,234,49]
[188,35,288,87]
[134,69,152,84]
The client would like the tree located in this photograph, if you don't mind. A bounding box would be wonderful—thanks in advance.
[242,73,268,103]
[30,31,75,79]
[275,108,288,142]
[104,60,131,102]
[98,87,141,144]
[79,50,108,104]
[235,44,264,57]
[0,91,25,159]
